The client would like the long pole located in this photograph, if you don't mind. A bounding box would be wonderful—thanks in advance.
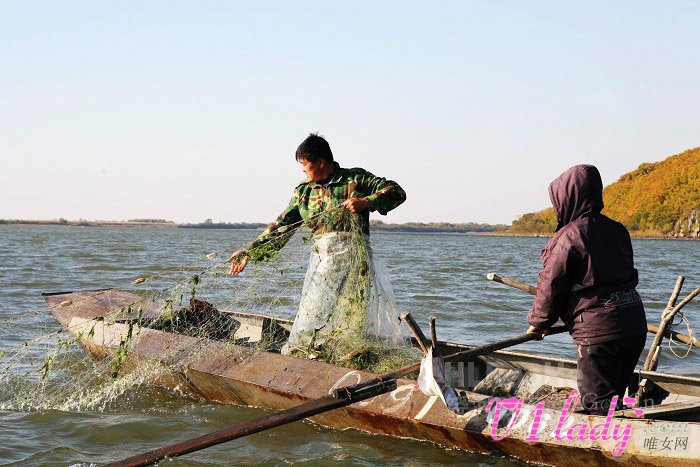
[486,272,698,343]
[486,273,536,295]
[636,282,700,405]
[107,326,566,467]
[647,324,699,349]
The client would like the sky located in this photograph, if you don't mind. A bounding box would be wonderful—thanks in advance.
[1,1,698,225]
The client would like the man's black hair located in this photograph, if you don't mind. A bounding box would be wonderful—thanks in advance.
[295,133,334,163]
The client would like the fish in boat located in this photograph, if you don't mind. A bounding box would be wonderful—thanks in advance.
[43,289,700,466]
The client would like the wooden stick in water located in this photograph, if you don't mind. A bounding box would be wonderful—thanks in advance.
[662,275,685,319]
[645,275,685,373]
[487,273,536,295]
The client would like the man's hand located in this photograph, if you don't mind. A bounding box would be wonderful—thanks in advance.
[228,249,250,275]
[342,197,371,213]
[527,325,550,341]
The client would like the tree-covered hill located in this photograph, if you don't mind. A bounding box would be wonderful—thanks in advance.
[509,147,700,237]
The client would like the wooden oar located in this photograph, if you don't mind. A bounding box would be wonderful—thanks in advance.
[107,325,566,467]
[486,272,698,344]
[348,324,567,394]
[487,273,536,295]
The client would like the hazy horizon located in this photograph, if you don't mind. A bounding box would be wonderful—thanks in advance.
[1,216,510,226]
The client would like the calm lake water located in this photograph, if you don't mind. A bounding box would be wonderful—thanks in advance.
[0,225,698,466]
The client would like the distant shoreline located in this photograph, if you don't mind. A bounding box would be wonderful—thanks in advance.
[1,218,696,240]
[0,218,507,234]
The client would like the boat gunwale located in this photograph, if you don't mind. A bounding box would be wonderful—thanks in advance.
[43,290,700,388]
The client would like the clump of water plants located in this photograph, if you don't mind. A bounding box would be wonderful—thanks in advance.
[316,336,420,374]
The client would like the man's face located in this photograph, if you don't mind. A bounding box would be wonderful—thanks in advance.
[299,158,329,182]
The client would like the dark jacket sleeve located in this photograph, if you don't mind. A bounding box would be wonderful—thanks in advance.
[528,237,576,330]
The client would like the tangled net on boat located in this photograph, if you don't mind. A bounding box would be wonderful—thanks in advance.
[0,207,419,411]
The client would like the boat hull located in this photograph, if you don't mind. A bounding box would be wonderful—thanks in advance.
[44,290,700,466]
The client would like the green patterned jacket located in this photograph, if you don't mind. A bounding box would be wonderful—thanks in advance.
[248,162,406,261]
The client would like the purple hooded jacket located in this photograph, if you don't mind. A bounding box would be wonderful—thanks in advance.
[527,165,647,345]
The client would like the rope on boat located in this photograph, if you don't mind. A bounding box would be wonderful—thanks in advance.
[668,311,695,359]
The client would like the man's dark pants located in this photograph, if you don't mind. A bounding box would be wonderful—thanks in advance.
[577,333,647,415]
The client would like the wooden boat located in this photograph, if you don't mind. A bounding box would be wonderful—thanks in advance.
[44,289,700,466]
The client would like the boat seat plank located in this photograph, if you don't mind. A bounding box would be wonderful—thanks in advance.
[615,399,700,419]
[477,352,578,381]
[638,370,700,397]
[472,368,524,397]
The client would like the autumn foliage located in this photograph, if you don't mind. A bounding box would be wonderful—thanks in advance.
[508,208,558,234]
[509,147,700,235]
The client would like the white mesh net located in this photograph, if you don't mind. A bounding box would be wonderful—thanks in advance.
[0,207,419,412]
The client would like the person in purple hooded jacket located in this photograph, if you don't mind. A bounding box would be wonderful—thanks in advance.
[526,164,647,415]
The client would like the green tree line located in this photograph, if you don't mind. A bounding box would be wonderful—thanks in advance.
[509,147,700,235]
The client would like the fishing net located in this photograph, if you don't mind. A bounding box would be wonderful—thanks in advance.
[0,207,419,412]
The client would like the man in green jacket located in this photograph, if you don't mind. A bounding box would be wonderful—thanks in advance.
[228,133,406,356]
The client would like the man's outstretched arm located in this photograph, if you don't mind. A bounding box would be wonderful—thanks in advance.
[228,193,302,275]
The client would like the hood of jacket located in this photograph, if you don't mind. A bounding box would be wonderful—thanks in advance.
[549,164,604,231]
